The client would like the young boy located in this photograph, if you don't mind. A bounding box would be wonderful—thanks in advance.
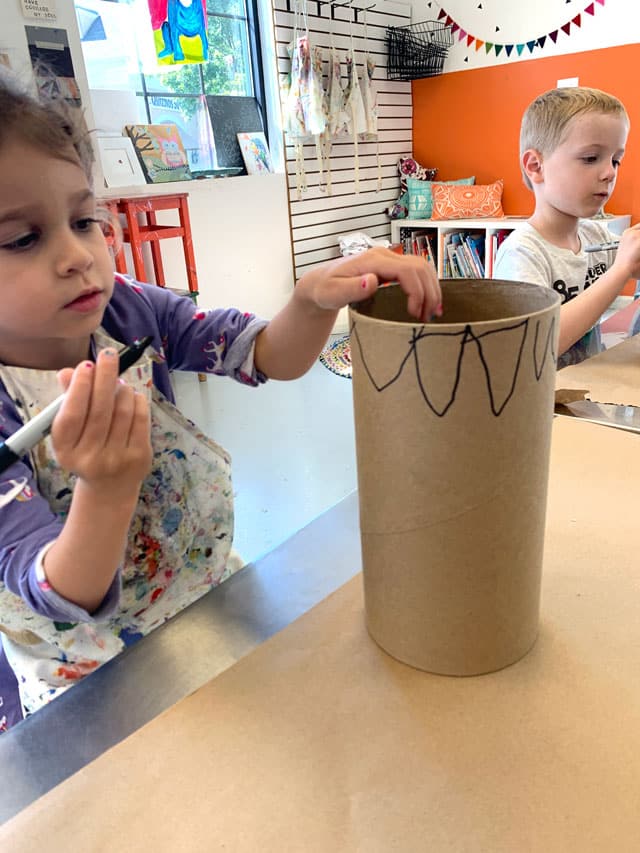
[494,86,640,367]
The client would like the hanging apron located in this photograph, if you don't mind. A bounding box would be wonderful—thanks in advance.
[360,54,381,192]
[0,328,240,714]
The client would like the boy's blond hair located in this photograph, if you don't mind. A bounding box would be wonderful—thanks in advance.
[520,86,629,189]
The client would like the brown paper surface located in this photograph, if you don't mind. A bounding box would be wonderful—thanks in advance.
[556,333,640,406]
[349,281,560,674]
[2,417,640,853]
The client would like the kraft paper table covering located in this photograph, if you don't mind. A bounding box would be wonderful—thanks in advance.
[556,332,640,407]
[2,418,639,852]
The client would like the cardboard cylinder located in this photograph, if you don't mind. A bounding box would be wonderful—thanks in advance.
[349,280,561,675]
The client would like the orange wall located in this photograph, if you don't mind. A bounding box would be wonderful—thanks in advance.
[412,44,640,223]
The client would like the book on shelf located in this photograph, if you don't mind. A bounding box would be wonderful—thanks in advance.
[400,227,437,268]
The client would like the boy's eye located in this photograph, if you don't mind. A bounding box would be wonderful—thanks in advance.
[612,159,621,168]
[581,155,597,164]
[0,232,38,252]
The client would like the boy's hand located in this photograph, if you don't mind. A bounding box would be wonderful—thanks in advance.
[296,247,442,323]
[52,348,152,502]
[612,224,640,279]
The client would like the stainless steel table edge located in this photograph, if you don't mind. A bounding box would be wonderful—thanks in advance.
[0,490,362,824]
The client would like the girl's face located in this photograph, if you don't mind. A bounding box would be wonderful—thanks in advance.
[0,138,114,369]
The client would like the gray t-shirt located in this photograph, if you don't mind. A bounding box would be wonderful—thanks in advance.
[494,220,617,368]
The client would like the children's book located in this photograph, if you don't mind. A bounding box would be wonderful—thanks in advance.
[125,124,193,183]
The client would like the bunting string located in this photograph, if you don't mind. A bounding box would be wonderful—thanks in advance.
[425,0,606,59]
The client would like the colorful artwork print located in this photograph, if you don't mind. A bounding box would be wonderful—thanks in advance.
[147,0,208,64]
[237,132,274,174]
[125,124,193,183]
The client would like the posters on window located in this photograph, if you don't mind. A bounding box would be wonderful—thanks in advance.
[147,0,209,65]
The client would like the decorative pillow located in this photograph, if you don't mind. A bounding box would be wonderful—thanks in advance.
[407,176,475,220]
[398,157,438,193]
[431,179,504,220]
[385,157,438,219]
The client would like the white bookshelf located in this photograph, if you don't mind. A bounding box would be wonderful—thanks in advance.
[390,215,631,279]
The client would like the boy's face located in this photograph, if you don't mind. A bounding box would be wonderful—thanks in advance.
[0,139,114,368]
[528,111,628,220]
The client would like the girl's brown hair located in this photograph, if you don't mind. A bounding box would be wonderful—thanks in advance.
[0,66,94,182]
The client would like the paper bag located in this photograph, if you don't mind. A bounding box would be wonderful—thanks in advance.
[349,280,560,675]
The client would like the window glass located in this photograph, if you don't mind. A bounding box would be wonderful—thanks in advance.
[76,0,263,175]
[147,95,216,172]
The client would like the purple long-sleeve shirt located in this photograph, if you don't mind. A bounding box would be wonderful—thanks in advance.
[0,275,267,631]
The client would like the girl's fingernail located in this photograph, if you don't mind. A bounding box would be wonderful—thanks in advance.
[436,304,443,317]
[103,347,116,358]
[118,378,127,385]
[361,277,368,289]
[84,361,94,369]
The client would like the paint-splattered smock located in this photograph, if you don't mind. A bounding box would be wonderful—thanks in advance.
[0,274,268,716]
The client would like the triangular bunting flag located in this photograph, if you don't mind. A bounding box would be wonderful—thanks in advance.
[451,23,459,34]
[485,42,493,53]
[549,30,558,42]
[572,14,581,26]
[475,39,485,51]
[537,35,546,49]
[527,40,536,52]
[494,44,503,56]
[458,28,467,41]
[445,15,453,26]
[505,44,514,56]
[595,0,604,5]
[561,22,571,35]
[467,33,475,46]
[585,3,595,13]
[516,44,525,55]
[438,8,446,20]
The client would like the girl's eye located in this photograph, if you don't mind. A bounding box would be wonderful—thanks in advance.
[74,217,100,232]
[581,156,597,164]
[0,232,38,252]
[612,159,621,169]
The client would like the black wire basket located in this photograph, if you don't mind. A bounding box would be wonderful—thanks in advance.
[386,20,453,81]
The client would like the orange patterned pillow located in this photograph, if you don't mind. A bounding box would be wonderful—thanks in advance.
[431,179,504,220]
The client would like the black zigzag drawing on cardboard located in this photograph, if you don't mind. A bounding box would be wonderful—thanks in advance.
[350,316,557,417]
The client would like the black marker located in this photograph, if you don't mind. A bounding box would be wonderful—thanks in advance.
[0,336,153,477]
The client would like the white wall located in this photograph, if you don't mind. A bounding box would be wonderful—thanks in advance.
[1,0,296,319]
[411,0,639,73]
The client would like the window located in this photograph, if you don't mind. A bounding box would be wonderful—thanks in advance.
[76,0,266,173]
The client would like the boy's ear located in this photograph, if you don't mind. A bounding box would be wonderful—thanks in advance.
[522,149,544,184]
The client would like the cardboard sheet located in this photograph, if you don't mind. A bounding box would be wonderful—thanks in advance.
[556,333,640,406]
[2,417,640,852]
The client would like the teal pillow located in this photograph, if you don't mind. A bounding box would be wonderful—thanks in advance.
[407,176,475,219]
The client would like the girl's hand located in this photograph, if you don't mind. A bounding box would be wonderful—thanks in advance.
[295,247,442,323]
[52,348,152,502]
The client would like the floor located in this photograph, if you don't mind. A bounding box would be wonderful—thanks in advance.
[173,337,357,564]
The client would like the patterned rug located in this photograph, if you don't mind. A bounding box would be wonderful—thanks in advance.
[319,334,352,379]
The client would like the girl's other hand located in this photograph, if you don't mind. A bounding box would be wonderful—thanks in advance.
[296,247,442,323]
[52,348,152,500]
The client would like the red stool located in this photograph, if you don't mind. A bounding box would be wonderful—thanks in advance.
[107,192,206,380]
[107,193,198,296]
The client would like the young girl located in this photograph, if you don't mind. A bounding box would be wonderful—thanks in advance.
[0,69,440,725]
